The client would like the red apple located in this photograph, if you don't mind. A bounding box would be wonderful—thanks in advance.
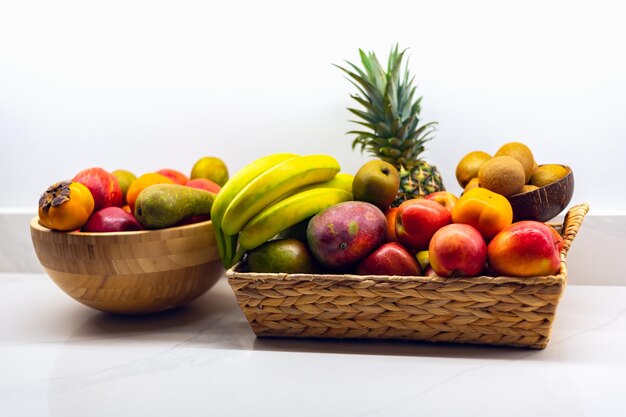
[487,221,561,277]
[356,242,422,276]
[157,169,189,185]
[429,224,487,277]
[186,178,221,194]
[74,167,123,211]
[424,191,459,214]
[81,207,142,232]
[385,207,399,242]
[395,199,452,251]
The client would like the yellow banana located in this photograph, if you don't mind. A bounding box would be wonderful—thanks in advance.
[283,172,354,197]
[221,154,341,236]
[237,187,353,255]
[211,153,299,266]
[321,172,354,192]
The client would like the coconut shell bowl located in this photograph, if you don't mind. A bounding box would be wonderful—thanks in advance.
[507,165,574,222]
[30,218,223,314]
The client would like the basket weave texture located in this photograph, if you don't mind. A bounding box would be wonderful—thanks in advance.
[227,203,589,349]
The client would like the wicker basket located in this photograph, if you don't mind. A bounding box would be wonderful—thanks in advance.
[227,203,589,349]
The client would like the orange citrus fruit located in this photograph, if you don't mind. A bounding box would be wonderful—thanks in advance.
[455,151,491,188]
[530,164,569,187]
[126,173,173,213]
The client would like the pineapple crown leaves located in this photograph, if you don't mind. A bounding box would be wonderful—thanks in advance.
[334,44,437,167]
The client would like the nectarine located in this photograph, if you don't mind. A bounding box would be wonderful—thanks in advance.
[487,221,561,277]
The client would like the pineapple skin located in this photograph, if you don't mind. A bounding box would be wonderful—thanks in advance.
[393,161,445,207]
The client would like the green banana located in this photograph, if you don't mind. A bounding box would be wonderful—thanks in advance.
[221,154,341,237]
[211,153,298,267]
[237,187,353,257]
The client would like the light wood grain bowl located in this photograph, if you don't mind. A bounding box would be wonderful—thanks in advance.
[30,218,223,314]
[507,165,574,222]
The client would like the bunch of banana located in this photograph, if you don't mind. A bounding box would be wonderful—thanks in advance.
[211,154,354,268]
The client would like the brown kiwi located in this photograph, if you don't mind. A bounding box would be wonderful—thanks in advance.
[477,156,525,196]
[494,142,536,183]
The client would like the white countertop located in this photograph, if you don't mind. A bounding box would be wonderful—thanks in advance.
[1,273,625,417]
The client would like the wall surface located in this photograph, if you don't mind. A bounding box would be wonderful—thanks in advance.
[1,0,625,212]
[0,0,625,288]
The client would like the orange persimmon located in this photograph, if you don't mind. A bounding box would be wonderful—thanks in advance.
[38,181,95,231]
[451,187,513,241]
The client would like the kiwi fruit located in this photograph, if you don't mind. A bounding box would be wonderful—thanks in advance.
[494,142,536,183]
[477,156,525,196]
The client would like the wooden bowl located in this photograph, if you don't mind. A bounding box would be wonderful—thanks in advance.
[507,165,574,222]
[30,218,223,314]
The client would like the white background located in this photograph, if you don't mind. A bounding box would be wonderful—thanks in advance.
[1,0,625,211]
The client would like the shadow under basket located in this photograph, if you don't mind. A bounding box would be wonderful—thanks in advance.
[227,203,589,349]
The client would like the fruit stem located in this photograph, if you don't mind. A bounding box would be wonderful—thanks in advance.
[231,246,246,267]
[213,221,227,264]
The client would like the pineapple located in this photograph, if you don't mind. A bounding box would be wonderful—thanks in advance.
[336,45,445,206]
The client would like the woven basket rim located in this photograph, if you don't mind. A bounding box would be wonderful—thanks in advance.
[226,266,566,286]
[227,203,590,288]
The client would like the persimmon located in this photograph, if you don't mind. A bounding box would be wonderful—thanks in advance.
[38,181,94,231]
[451,187,513,241]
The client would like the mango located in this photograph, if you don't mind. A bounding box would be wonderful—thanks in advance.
[306,201,386,270]
[246,238,319,274]
[134,184,215,229]
[111,169,137,205]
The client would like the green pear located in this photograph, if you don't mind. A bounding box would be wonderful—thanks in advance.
[134,184,214,229]
[352,160,400,211]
